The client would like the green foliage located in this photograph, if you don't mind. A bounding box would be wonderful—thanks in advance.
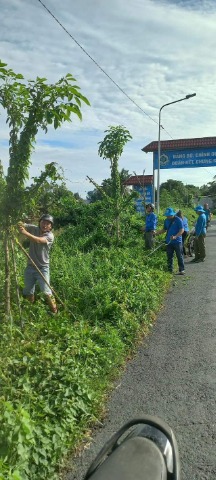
[0,60,90,222]
[0,59,90,318]
[87,169,130,203]
[0,204,171,479]
[160,179,201,208]
[23,163,78,220]
[0,160,6,215]
[97,126,133,241]
[98,125,132,199]
[0,402,35,480]
[0,62,200,479]
[98,126,132,163]
[200,175,216,201]
[52,199,111,233]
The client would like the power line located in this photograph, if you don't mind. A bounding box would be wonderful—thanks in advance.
[37,0,173,138]
[202,167,216,178]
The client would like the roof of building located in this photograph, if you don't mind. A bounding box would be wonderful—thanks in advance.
[142,136,216,153]
[124,175,153,186]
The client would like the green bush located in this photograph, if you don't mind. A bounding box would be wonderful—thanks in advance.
[0,207,184,479]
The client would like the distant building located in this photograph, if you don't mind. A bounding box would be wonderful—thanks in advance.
[124,174,153,187]
[195,196,214,209]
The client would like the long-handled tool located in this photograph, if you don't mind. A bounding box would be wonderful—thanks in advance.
[146,241,166,258]
[14,236,66,309]
[10,238,24,328]
[146,239,171,258]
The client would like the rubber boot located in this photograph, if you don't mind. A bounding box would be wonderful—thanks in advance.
[26,294,35,303]
[46,295,58,314]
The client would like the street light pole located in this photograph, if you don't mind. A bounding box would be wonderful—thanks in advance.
[157,93,196,214]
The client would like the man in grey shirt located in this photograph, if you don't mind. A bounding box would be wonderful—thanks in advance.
[18,214,57,313]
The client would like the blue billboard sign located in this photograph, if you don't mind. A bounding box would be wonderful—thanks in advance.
[153,146,216,170]
[134,185,153,215]
[135,198,145,215]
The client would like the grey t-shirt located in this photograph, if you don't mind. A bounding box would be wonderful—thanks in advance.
[24,224,54,268]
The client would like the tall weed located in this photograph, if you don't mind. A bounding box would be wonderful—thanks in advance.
[0,211,172,479]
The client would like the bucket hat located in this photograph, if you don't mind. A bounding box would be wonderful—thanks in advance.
[194,205,205,213]
[163,207,176,216]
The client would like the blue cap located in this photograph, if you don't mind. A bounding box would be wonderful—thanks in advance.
[194,205,205,213]
[163,207,176,216]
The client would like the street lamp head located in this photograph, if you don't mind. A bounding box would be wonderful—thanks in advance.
[185,93,196,99]
[157,91,196,214]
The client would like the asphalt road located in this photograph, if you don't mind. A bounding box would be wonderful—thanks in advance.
[67,222,216,480]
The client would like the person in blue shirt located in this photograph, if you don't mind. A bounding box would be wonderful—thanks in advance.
[191,205,206,262]
[143,203,158,249]
[156,207,185,275]
[176,210,189,255]
[203,203,212,230]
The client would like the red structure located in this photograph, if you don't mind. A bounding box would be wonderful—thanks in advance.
[142,136,216,153]
[124,174,153,186]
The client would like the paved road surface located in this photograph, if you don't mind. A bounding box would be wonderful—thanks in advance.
[67,222,216,480]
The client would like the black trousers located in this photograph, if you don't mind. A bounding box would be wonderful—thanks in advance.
[182,231,188,255]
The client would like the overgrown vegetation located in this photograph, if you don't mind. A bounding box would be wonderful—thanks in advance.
[0,197,197,480]
[0,60,90,316]
[0,60,213,480]
[159,178,216,210]
[0,208,172,479]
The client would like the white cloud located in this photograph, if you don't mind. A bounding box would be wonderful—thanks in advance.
[1,0,216,197]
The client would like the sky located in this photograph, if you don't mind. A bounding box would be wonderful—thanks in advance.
[1,0,216,197]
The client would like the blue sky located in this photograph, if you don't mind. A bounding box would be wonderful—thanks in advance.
[1,0,216,197]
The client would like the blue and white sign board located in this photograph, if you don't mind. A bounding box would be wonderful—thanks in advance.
[135,198,145,215]
[133,185,153,215]
[153,147,216,170]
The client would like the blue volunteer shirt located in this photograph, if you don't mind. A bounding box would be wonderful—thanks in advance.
[204,208,210,222]
[195,213,206,236]
[164,216,183,244]
[182,216,189,232]
[145,212,158,231]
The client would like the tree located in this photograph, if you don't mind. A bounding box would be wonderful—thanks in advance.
[160,179,200,208]
[21,162,82,224]
[87,169,131,203]
[0,60,90,317]
[0,159,6,211]
[0,61,90,222]
[97,126,132,240]
[73,192,84,202]
[160,179,186,197]
[23,162,64,218]
[200,176,216,200]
